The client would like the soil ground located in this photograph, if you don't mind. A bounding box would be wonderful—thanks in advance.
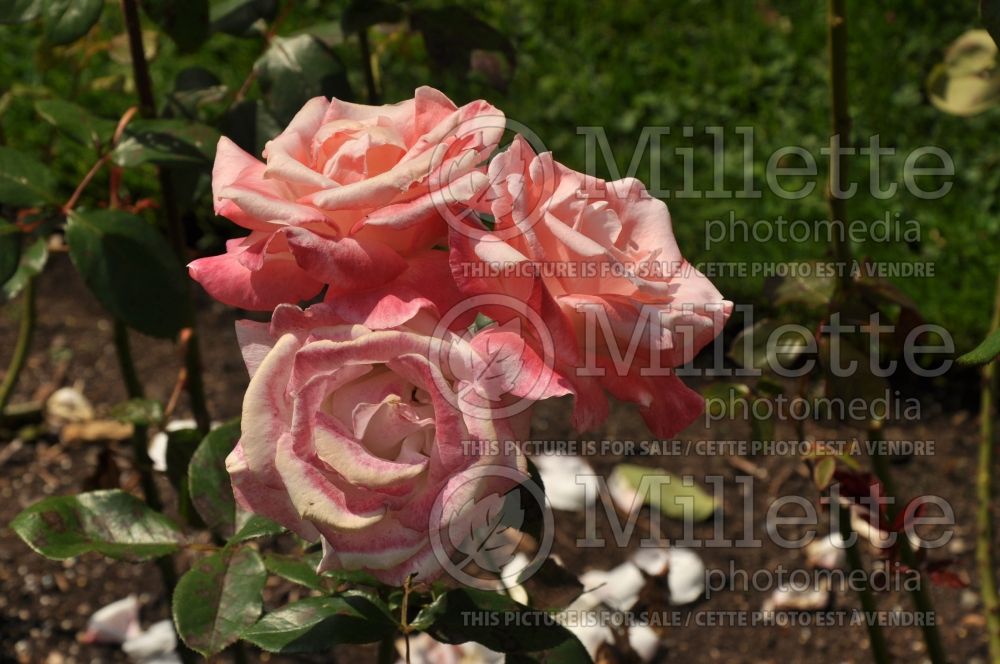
[0,255,994,663]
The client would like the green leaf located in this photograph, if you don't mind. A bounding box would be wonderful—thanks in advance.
[173,547,267,657]
[0,146,57,207]
[10,490,184,560]
[44,0,103,45]
[168,67,228,117]
[814,457,836,490]
[0,221,22,287]
[142,0,209,52]
[66,209,193,338]
[701,382,751,419]
[210,0,277,36]
[608,464,717,522]
[109,398,164,426]
[321,567,383,587]
[728,318,810,372]
[958,328,1000,366]
[241,593,397,653]
[254,34,353,125]
[774,265,836,310]
[189,419,240,535]
[425,588,588,661]
[165,428,203,526]
[341,0,403,34]
[263,552,327,591]
[112,119,219,168]
[928,30,1000,117]
[2,235,48,300]
[35,99,116,150]
[0,0,42,24]
[230,513,284,543]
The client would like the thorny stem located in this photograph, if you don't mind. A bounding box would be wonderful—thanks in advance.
[401,574,414,663]
[837,502,891,664]
[825,4,890,660]
[117,5,205,663]
[358,27,380,104]
[868,422,949,664]
[976,270,1000,664]
[0,276,37,419]
[120,0,211,434]
[827,0,852,292]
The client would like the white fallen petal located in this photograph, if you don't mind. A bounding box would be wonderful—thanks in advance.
[134,656,181,664]
[607,468,641,515]
[122,620,176,661]
[148,419,204,473]
[458,641,504,663]
[631,548,670,576]
[629,624,661,662]
[761,583,830,615]
[578,562,645,611]
[531,454,599,512]
[81,595,141,644]
[401,632,502,664]
[499,552,530,605]
[147,433,168,472]
[565,622,614,660]
[45,387,94,427]
[805,533,847,570]
[851,511,889,547]
[666,548,705,605]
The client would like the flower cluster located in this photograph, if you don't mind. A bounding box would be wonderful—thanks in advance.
[190,87,731,584]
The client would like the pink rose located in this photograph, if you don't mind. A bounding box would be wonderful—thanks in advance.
[189,87,503,310]
[451,137,732,437]
[225,301,566,585]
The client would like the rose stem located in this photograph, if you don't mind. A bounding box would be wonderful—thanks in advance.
[867,421,947,663]
[119,0,211,434]
[976,271,1000,664]
[0,276,36,421]
[825,3,891,658]
[837,501,891,663]
[358,26,381,104]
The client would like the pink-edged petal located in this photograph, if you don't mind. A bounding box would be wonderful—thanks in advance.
[188,245,324,311]
[275,431,386,531]
[226,440,319,540]
[599,369,705,438]
[358,170,489,232]
[326,250,464,330]
[284,227,407,292]
[234,320,274,378]
[219,186,328,226]
[316,518,430,579]
[237,333,298,472]
[448,226,537,305]
[313,411,428,488]
[212,137,277,232]
[469,326,572,402]
[387,353,470,474]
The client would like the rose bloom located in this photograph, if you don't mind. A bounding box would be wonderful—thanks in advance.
[189,87,503,310]
[225,301,565,584]
[451,136,732,437]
